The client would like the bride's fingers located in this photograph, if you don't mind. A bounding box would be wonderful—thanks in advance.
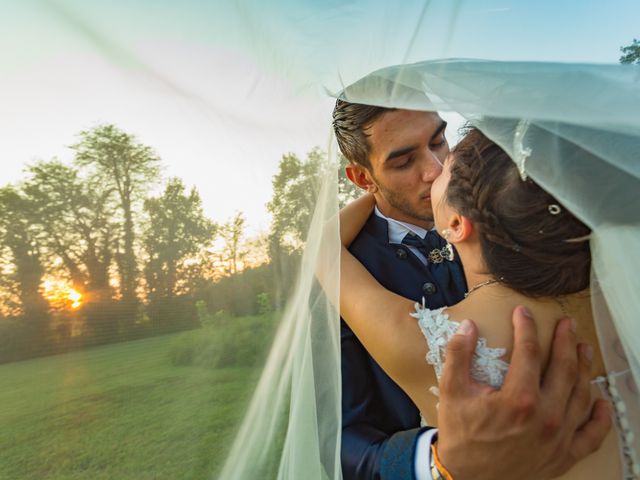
[439,319,478,398]
[540,317,579,410]
[501,306,542,399]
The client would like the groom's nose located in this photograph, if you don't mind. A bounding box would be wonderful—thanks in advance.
[420,152,443,182]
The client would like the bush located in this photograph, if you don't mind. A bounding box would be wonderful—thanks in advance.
[200,255,299,317]
[168,313,277,368]
[168,332,197,366]
[0,319,43,363]
[256,292,273,315]
[147,296,198,333]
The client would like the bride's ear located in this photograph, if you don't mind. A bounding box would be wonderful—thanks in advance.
[345,163,378,193]
[446,214,474,243]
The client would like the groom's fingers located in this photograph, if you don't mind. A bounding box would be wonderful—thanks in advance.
[567,399,612,465]
[502,306,542,399]
[440,319,478,397]
[541,317,578,410]
[564,343,594,427]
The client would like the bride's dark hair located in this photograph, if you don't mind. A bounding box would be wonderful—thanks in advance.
[446,127,591,297]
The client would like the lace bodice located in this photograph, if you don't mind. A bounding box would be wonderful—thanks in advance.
[411,305,510,392]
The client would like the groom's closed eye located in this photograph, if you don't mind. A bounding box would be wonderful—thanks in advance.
[385,120,448,168]
[431,136,447,149]
[386,146,417,163]
[430,121,448,148]
[391,155,415,170]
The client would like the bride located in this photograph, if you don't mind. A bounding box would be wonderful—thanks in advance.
[337,126,631,479]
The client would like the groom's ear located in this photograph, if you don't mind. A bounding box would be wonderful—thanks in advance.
[345,163,378,193]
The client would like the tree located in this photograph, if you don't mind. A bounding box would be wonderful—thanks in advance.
[242,233,270,270]
[268,149,322,254]
[143,177,216,299]
[72,124,161,314]
[266,147,358,309]
[620,39,640,64]
[0,186,50,349]
[267,147,359,255]
[143,178,215,332]
[22,160,116,301]
[218,212,248,276]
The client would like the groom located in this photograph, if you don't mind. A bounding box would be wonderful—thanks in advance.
[332,100,610,479]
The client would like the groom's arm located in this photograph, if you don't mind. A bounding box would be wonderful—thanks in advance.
[341,321,424,479]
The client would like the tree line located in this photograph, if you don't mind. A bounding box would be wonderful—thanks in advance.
[0,124,357,363]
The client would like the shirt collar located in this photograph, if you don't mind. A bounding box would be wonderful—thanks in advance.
[373,205,430,244]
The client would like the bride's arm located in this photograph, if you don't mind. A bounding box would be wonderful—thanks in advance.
[339,193,375,247]
[339,244,437,411]
[317,193,436,411]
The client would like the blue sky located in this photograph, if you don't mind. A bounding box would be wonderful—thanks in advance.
[1,0,637,231]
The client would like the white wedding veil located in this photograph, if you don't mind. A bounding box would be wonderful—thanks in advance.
[1,1,639,479]
[223,62,640,478]
[220,2,640,478]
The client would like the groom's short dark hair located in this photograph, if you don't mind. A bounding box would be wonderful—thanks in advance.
[332,99,394,169]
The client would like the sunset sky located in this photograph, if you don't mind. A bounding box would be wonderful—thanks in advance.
[1,0,637,233]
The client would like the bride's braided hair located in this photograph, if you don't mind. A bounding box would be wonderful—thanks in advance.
[446,127,591,297]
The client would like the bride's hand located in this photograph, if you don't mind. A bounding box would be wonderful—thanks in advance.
[339,193,375,247]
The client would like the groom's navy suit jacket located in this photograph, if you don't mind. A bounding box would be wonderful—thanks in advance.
[341,213,466,480]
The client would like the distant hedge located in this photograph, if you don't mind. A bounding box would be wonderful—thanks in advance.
[168,313,278,369]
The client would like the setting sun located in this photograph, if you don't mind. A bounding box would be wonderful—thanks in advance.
[42,278,84,310]
[68,290,83,309]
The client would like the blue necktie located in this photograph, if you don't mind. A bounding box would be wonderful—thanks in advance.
[401,231,467,305]
[401,231,451,263]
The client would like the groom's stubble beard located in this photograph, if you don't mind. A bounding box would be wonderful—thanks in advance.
[370,173,434,227]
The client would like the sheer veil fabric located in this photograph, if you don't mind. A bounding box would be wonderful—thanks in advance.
[2,1,639,479]
[222,2,640,478]
[223,58,640,479]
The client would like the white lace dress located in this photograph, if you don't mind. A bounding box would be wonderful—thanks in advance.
[411,305,510,399]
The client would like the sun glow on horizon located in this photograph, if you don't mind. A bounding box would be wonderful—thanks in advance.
[42,278,84,310]
[67,290,83,309]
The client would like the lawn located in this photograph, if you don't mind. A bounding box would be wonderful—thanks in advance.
[0,331,262,479]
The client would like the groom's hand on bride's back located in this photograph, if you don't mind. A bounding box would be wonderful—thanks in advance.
[435,306,612,480]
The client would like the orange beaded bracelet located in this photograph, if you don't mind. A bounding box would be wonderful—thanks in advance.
[430,442,454,480]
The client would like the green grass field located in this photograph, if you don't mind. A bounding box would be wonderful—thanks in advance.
[0,331,262,479]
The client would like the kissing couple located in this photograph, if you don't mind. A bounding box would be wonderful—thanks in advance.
[220,60,639,480]
[332,60,638,480]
